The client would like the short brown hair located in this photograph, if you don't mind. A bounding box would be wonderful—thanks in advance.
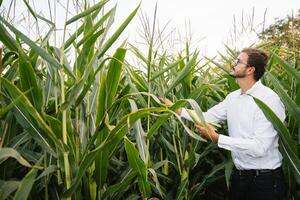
[241,48,268,80]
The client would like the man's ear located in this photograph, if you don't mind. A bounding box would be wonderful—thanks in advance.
[247,66,255,75]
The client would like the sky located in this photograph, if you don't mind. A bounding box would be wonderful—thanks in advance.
[1,0,300,57]
[112,0,300,56]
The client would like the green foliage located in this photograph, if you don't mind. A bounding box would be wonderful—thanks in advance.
[259,9,300,50]
[0,1,299,200]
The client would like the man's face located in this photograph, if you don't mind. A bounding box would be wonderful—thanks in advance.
[230,52,250,78]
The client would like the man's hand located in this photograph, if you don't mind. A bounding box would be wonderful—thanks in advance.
[196,124,219,142]
[161,98,174,107]
[160,98,182,115]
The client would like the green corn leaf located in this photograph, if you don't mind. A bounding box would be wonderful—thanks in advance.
[148,113,172,139]
[271,52,300,83]
[0,16,62,70]
[35,165,57,181]
[95,126,110,188]
[61,56,109,110]
[224,74,240,91]
[148,168,166,198]
[0,148,31,168]
[64,18,94,49]
[76,29,105,77]
[0,92,25,117]
[129,99,147,163]
[1,77,63,154]
[279,140,300,183]
[129,69,148,92]
[2,52,18,67]
[43,114,62,139]
[165,52,198,95]
[266,72,300,125]
[13,158,42,200]
[75,8,113,48]
[205,56,230,74]
[28,25,55,68]
[124,137,151,197]
[106,48,126,108]
[176,178,188,200]
[22,0,37,20]
[50,47,76,80]
[66,0,109,25]
[102,170,137,198]
[63,107,166,197]
[147,100,185,138]
[9,108,56,155]
[150,57,185,81]
[96,71,107,124]
[129,43,148,64]
[147,98,206,141]
[0,23,21,52]
[97,4,140,58]
[105,108,166,155]
[185,98,207,126]
[36,14,55,26]
[191,161,230,199]
[0,181,19,200]
[225,161,233,190]
[18,54,43,113]
[224,44,238,58]
[253,96,300,183]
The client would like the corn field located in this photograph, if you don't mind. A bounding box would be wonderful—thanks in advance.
[0,1,299,199]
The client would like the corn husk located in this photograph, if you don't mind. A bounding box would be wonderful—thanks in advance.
[186,109,220,128]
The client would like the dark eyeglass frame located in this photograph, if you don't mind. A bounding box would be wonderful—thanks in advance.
[232,58,250,67]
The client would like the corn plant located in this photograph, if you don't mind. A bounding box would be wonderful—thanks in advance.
[0,1,299,200]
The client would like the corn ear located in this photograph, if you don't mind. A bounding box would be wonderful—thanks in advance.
[186,109,221,128]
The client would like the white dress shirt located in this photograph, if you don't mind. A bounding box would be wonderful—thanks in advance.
[181,81,286,170]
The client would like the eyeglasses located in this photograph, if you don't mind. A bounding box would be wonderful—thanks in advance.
[232,58,250,67]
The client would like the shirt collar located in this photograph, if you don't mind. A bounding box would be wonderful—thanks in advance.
[240,80,262,95]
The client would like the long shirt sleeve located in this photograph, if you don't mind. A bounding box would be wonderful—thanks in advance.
[181,97,228,123]
[181,81,286,169]
[218,95,286,158]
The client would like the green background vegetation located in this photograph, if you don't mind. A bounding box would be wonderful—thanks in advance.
[0,1,299,199]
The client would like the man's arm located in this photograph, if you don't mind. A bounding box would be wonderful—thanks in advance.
[181,97,228,123]
[198,96,286,157]
[162,97,228,128]
[204,99,228,123]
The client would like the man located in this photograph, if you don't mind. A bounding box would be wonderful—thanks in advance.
[176,48,287,199]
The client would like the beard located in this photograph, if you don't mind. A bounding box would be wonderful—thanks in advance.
[229,69,247,78]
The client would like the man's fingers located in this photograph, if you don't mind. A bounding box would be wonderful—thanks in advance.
[159,97,174,106]
[197,126,207,134]
[196,124,208,130]
[195,124,201,129]
[158,97,165,102]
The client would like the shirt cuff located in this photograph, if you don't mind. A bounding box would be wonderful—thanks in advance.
[217,134,232,151]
